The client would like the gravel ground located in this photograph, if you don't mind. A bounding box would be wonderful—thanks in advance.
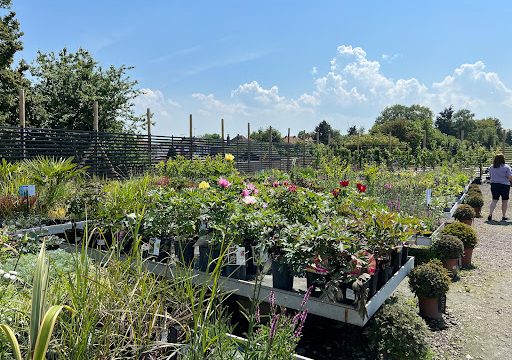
[398,183,512,360]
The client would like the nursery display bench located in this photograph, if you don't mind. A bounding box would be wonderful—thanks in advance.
[60,242,414,327]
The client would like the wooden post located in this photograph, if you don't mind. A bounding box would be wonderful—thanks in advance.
[460,129,464,142]
[221,118,225,155]
[287,128,291,171]
[247,123,251,172]
[147,108,152,167]
[93,101,99,131]
[388,132,392,152]
[503,129,507,153]
[19,89,26,159]
[189,114,193,160]
[328,132,332,146]
[316,132,320,145]
[302,130,306,167]
[268,126,273,169]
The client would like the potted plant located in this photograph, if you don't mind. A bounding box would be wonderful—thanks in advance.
[442,222,478,267]
[464,194,484,218]
[409,260,451,319]
[432,234,464,276]
[452,204,476,226]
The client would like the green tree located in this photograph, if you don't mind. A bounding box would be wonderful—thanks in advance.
[435,106,456,136]
[29,48,141,132]
[200,133,222,140]
[0,0,30,125]
[250,127,283,143]
[452,109,476,140]
[314,120,335,145]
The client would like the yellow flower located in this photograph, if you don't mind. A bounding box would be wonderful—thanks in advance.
[225,153,235,161]
[198,181,210,189]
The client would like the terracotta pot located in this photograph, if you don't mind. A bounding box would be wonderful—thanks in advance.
[418,296,442,319]
[442,258,459,276]
[462,247,474,267]
[461,218,473,226]
[473,207,481,218]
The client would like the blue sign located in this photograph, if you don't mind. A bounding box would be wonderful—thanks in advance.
[19,185,36,197]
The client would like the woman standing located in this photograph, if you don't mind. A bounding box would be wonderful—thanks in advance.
[488,154,512,221]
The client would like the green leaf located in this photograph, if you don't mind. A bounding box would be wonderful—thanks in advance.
[33,305,74,360]
[0,324,23,360]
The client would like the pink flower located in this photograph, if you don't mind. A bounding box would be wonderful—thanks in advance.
[242,195,256,205]
[241,189,250,197]
[384,183,393,190]
[247,183,256,191]
[272,181,280,187]
[218,177,231,188]
[252,188,259,195]
[283,180,289,186]
[288,184,297,192]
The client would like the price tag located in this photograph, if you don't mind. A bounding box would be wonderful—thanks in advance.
[19,185,36,197]
[345,288,356,301]
[426,189,432,205]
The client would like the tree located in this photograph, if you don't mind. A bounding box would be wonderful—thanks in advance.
[435,106,455,136]
[314,120,334,145]
[0,0,29,125]
[29,48,141,132]
[200,133,221,140]
[250,127,283,143]
[452,109,476,140]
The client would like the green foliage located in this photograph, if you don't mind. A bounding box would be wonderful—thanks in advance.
[155,154,238,181]
[368,297,431,360]
[442,221,478,248]
[409,260,451,298]
[29,48,141,131]
[464,194,484,208]
[453,204,475,221]
[408,245,435,267]
[432,234,464,260]
[251,126,283,143]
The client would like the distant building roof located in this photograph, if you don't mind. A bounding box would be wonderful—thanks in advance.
[282,135,315,144]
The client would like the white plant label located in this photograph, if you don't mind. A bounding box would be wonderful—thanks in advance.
[141,243,151,251]
[345,288,356,301]
[194,246,200,257]
[235,246,246,265]
[426,189,432,205]
[153,238,161,256]
[97,239,105,246]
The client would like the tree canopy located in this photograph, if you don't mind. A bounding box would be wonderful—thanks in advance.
[250,127,283,143]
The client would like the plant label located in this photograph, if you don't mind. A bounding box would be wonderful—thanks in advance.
[345,288,356,301]
[235,246,246,265]
[19,185,36,197]
[141,243,151,251]
[97,239,106,246]
[153,238,161,256]
[426,189,432,205]
[194,245,200,257]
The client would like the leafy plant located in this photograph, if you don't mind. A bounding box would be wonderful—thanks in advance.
[442,221,478,248]
[409,260,451,298]
[432,235,464,260]
[368,297,431,360]
[464,194,484,208]
[452,204,475,221]
[0,240,73,360]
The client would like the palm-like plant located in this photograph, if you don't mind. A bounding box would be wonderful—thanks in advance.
[0,239,73,360]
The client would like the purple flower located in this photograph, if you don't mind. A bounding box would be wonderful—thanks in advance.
[218,177,231,188]
[294,310,308,337]
[241,189,250,197]
[269,290,276,310]
[272,181,280,187]
[247,183,256,191]
[269,314,280,340]
[255,304,261,323]
[384,183,393,190]
[301,286,312,308]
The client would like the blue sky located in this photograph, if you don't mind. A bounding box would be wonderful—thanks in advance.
[12,0,512,136]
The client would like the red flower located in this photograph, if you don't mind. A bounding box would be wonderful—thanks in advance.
[288,184,297,192]
[356,183,367,193]
[339,180,349,187]
[331,188,340,198]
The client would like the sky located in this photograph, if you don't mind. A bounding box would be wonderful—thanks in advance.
[11,0,512,137]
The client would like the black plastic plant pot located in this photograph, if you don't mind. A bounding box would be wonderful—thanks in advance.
[306,271,328,297]
[401,244,409,266]
[271,260,294,291]
[224,264,247,280]
[198,245,220,273]
[377,260,390,290]
[174,239,195,266]
[341,279,370,305]
[368,268,379,299]
[391,248,402,274]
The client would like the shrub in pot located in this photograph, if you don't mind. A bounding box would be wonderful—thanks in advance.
[368,297,431,360]
[464,194,484,217]
[442,222,478,267]
[468,184,482,194]
[432,235,464,276]
[452,204,475,225]
[409,260,451,319]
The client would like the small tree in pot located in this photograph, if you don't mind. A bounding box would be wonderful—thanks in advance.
[432,235,464,277]
[409,260,451,319]
[442,222,478,267]
[452,204,476,226]
[464,194,484,218]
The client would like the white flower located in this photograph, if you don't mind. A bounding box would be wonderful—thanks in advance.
[8,271,17,275]
[3,273,10,279]
[0,269,4,276]
[242,196,257,205]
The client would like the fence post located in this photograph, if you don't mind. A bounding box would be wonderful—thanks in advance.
[503,129,507,153]
[302,130,306,167]
[268,126,273,170]
[316,132,319,145]
[236,134,240,169]
[221,118,225,156]
[19,89,26,159]
[147,108,152,168]
[93,101,99,176]
[247,123,251,172]
[460,129,464,142]
[287,128,291,172]
[189,114,193,160]
[328,132,331,146]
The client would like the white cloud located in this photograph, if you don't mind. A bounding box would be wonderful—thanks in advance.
[191,93,248,115]
[382,53,400,62]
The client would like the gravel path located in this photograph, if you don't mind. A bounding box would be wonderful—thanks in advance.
[408,183,512,360]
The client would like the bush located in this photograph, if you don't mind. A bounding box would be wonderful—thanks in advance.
[442,221,478,248]
[465,194,484,208]
[368,297,431,360]
[409,260,451,298]
[409,245,435,266]
[452,204,475,221]
[468,184,482,194]
[432,235,464,260]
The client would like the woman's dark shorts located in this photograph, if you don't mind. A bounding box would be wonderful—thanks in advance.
[491,183,511,200]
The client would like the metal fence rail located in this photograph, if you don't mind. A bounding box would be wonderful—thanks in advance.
[0,126,316,177]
